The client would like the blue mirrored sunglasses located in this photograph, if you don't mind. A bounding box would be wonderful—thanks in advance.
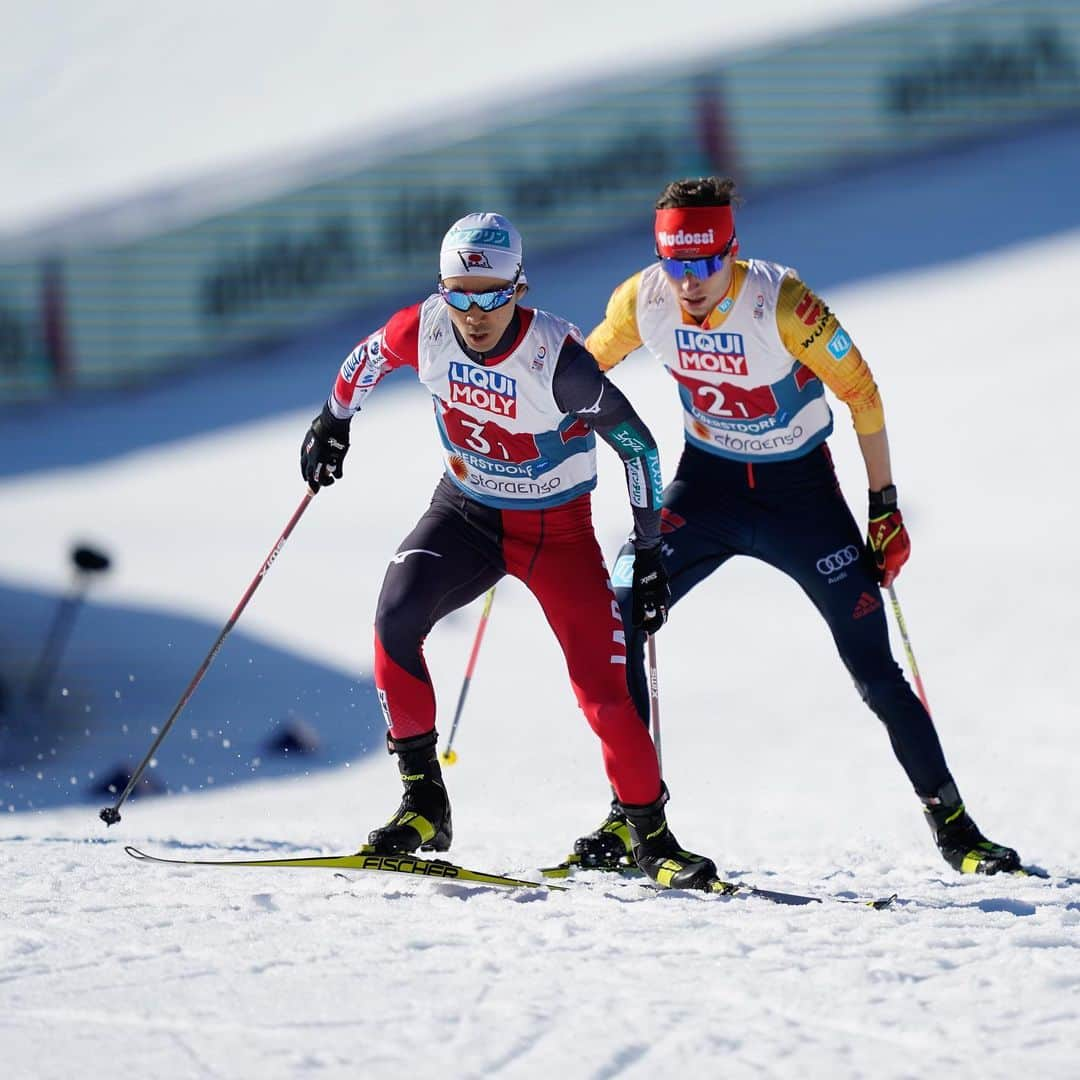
[658,237,736,282]
[438,278,518,312]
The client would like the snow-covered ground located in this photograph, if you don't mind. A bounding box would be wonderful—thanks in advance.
[4,3,1080,1076]
[3,226,1079,1077]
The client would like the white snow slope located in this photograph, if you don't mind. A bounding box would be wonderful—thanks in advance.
[2,229,1079,1078]
[3,3,1080,1077]
[4,0,929,234]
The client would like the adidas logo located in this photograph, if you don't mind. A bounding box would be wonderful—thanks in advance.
[852,591,882,619]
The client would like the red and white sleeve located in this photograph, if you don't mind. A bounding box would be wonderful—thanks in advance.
[328,302,423,419]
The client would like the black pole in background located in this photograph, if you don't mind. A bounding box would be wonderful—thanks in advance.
[26,545,112,706]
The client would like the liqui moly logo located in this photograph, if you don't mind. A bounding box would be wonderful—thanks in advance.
[674,328,747,375]
[448,362,518,417]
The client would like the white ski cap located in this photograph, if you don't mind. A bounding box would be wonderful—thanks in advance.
[439,212,526,284]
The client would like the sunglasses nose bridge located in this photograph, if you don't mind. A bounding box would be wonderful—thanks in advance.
[439,280,516,314]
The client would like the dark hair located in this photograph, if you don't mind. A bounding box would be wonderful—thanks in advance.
[655,177,740,210]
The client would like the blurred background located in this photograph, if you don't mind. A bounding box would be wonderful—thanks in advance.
[2,0,1079,815]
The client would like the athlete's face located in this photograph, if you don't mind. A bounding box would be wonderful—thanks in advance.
[441,274,526,353]
[666,257,735,322]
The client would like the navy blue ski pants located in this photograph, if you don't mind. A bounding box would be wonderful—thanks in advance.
[611,442,951,797]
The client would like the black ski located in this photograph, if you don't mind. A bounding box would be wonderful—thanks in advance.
[540,856,897,909]
[1015,864,1080,886]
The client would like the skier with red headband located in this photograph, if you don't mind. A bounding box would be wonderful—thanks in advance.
[568,177,1021,876]
[300,211,719,890]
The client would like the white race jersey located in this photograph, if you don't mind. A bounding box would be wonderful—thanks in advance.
[332,297,598,510]
[634,260,834,461]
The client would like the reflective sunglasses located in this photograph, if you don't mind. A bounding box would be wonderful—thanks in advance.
[438,277,519,312]
[658,237,736,282]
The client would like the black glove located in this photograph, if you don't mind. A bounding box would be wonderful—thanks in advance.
[631,544,670,634]
[300,403,351,490]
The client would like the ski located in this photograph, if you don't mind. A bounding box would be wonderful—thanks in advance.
[126,845,564,892]
[1014,864,1080,886]
[540,856,897,909]
[539,854,640,880]
[707,879,897,909]
[127,846,899,907]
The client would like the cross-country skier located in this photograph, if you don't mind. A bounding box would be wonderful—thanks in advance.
[300,212,716,889]
[570,177,1021,876]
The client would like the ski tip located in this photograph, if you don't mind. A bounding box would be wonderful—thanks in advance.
[124,846,149,860]
[870,894,899,910]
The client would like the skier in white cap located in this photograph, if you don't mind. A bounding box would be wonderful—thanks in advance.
[300,212,719,890]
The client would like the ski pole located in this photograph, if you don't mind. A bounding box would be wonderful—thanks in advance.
[647,633,663,775]
[887,583,931,715]
[440,586,496,765]
[99,489,316,826]
[26,545,112,706]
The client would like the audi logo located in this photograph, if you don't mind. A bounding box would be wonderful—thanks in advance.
[816,545,860,574]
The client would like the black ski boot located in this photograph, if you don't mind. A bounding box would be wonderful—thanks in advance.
[367,730,452,854]
[921,780,1020,875]
[618,789,717,891]
[573,799,633,869]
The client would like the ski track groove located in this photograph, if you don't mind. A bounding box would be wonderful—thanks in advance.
[591,1041,651,1079]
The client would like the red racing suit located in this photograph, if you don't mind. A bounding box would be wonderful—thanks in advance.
[326,298,666,804]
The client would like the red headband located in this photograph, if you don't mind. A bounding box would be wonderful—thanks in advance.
[654,206,734,258]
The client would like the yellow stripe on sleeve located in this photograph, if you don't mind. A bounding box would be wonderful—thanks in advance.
[776,275,884,435]
[585,272,644,372]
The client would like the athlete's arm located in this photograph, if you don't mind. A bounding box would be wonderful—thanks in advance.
[301,303,424,490]
[857,429,893,491]
[776,276,884,435]
[584,272,645,373]
[552,336,662,547]
[326,302,422,420]
[775,275,892,488]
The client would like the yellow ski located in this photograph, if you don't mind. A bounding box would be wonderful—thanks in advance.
[126,845,564,891]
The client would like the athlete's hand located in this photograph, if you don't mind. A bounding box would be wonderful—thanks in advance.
[631,545,670,634]
[867,486,910,587]
[301,403,351,491]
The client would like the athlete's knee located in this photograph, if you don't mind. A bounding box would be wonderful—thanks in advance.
[583,695,641,740]
[374,590,428,659]
[849,660,916,713]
